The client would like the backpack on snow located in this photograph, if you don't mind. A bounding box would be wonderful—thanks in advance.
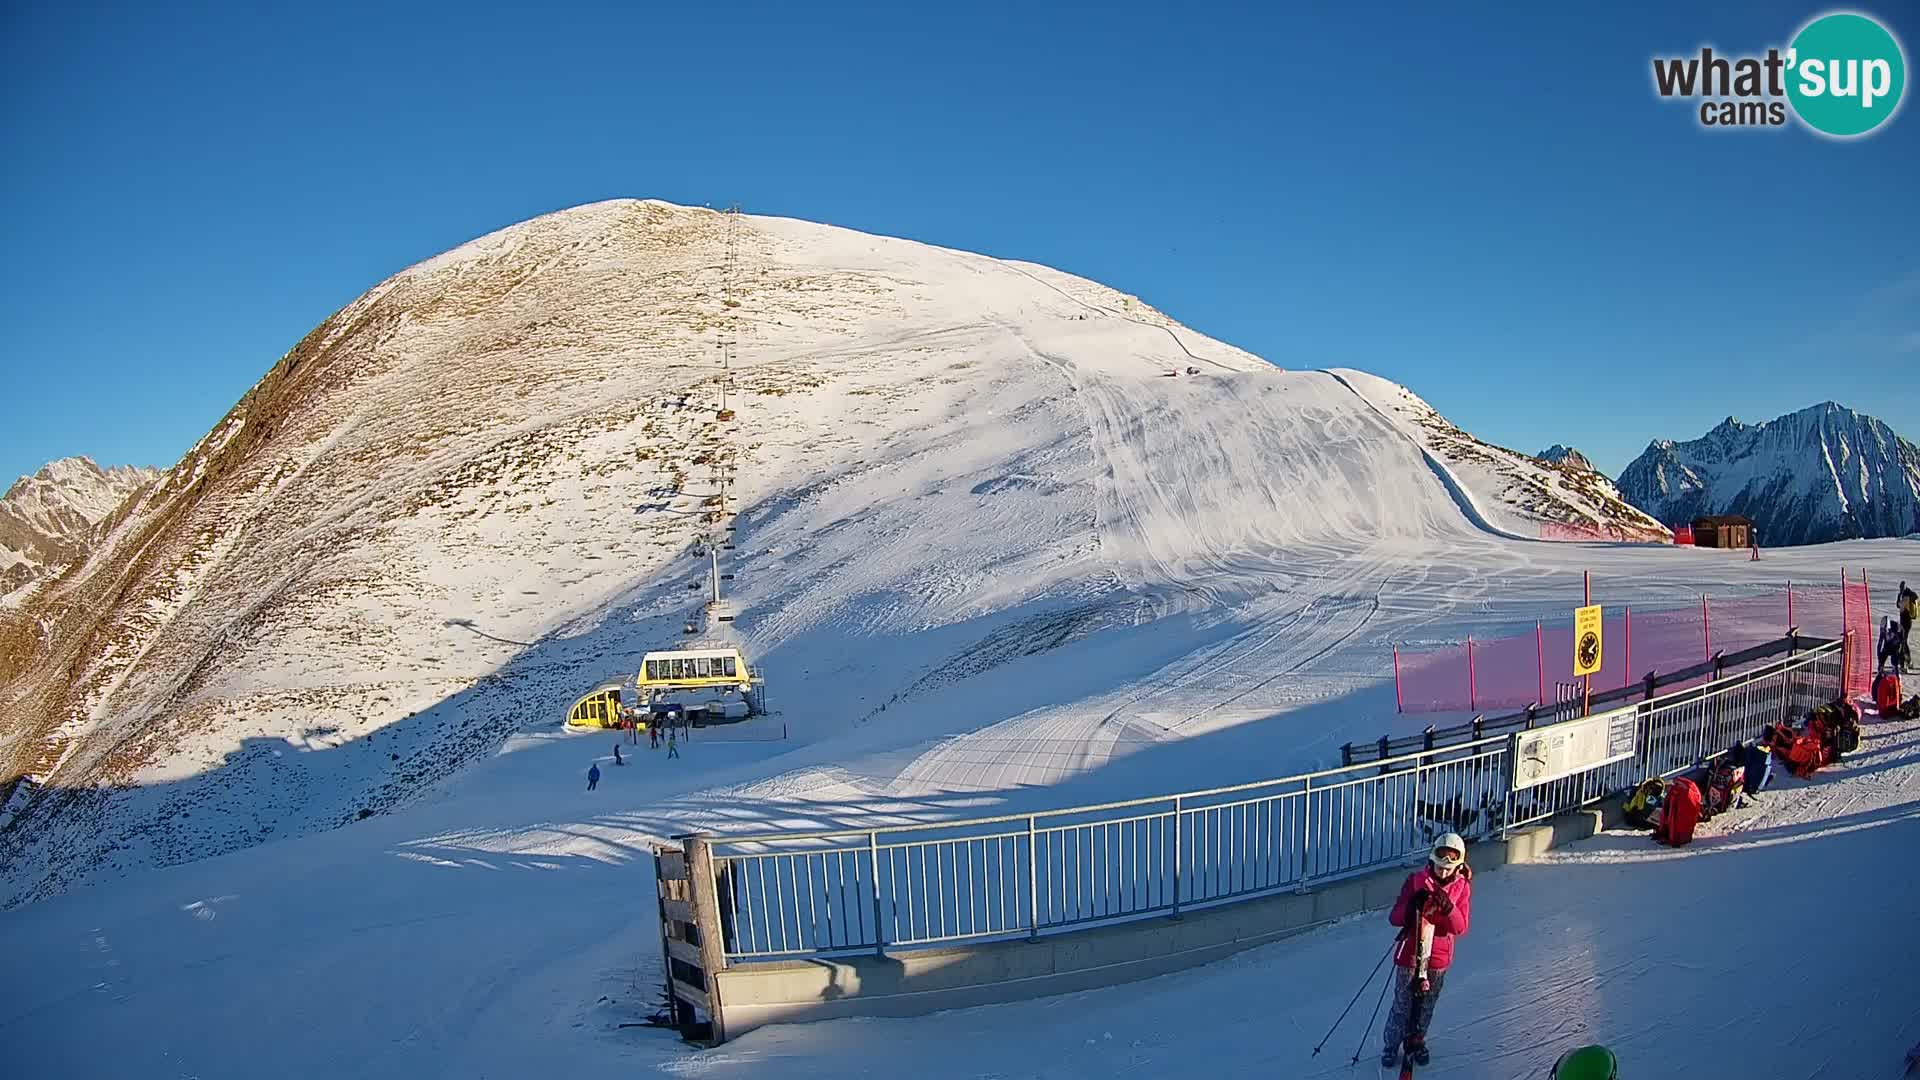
[1874,673,1902,716]
[1701,757,1743,818]
[1623,777,1665,829]
[1774,718,1829,778]
[1656,777,1702,846]
[1828,704,1862,758]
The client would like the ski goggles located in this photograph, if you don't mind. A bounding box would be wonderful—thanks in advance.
[1430,848,1464,869]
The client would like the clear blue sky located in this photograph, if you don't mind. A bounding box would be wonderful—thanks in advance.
[3,1,1915,485]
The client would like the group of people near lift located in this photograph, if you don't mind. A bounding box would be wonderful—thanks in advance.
[586,709,692,790]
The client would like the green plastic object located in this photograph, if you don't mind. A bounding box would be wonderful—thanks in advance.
[1552,1045,1618,1080]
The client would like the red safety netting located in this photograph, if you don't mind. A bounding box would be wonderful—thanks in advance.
[1393,578,1872,714]
[1842,577,1873,698]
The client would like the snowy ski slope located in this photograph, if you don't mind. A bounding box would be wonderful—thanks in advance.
[3,200,1677,903]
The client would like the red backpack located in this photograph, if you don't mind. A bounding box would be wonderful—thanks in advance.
[1774,723,1829,778]
[1875,673,1901,716]
[1657,777,1702,846]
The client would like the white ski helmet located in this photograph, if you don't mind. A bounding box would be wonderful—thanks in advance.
[1430,832,1466,870]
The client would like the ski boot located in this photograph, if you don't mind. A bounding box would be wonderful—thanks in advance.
[1381,1045,1400,1068]
[1406,1035,1429,1067]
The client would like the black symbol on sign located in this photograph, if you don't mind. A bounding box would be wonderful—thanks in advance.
[1578,631,1600,670]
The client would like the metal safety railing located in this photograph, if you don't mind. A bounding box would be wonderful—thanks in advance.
[691,637,1846,963]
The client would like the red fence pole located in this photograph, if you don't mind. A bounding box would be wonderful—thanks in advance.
[1702,594,1712,662]
[1582,571,1592,715]
[1393,646,1404,714]
[1536,621,1545,705]
[1624,607,1633,689]
[1468,637,1477,711]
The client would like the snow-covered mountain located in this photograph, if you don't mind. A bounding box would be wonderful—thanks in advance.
[0,457,158,601]
[1617,403,1920,546]
[1330,376,1668,542]
[1537,444,1595,472]
[0,200,1684,905]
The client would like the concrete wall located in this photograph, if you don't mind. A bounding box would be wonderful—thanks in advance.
[710,797,1625,1038]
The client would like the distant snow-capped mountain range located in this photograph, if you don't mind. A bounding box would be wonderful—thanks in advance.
[1617,402,1920,546]
[1,457,158,601]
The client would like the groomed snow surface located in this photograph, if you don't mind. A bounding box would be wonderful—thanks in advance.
[3,545,1918,1079]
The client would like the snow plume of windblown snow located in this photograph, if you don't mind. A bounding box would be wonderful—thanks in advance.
[1,199,1675,906]
[1618,402,1920,545]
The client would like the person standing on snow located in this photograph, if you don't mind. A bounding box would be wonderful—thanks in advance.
[1900,582,1919,654]
[1879,617,1902,675]
[613,742,624,766]
[1381,832,1473,1069]
[587,762,601,791]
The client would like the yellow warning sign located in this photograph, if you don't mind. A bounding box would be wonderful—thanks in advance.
[1573,604,1603,677]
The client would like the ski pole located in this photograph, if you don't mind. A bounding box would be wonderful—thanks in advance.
[1310,938,1395,1057]
[1350,957,1396,1066]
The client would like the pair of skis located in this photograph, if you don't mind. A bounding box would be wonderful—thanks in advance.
[1390,918,1436,1078]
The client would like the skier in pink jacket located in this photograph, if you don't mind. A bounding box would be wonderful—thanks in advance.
[1381,832,1473,1069]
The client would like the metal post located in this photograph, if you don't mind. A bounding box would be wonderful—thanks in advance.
[869,832,885,956]
[1411,748,1424,850]
[1536,622,1545,707]
[1026,816,1039,940]
[1171,796,1184,915]
[1841,567,1849,652]
[1296,780,1311,892]
[1499,741,1513,841]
